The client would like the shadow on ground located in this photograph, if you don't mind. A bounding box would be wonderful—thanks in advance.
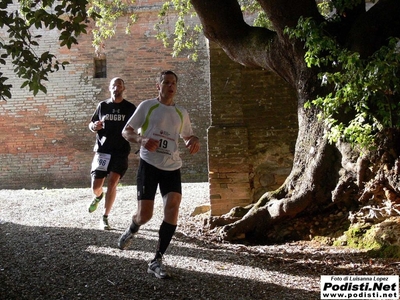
[0,222,321,300]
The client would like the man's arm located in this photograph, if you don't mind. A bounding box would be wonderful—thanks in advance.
[122,124,159,152]
[122,125,140,143]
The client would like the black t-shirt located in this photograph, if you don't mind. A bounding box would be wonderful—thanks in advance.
[91,99,136,156]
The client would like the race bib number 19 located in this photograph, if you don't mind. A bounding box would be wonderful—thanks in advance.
[150,128,177,156]
[92,153,111,171]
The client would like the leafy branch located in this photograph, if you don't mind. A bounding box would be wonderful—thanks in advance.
[0,0,97,100]
[155,0,201,60]
[88,0,136,55]
[0,0,137,101]
[286,17,400,150]
[154,0,274,61]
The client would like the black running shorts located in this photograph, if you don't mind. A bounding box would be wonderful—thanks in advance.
[91,154,129,179]
[136,158,182,200]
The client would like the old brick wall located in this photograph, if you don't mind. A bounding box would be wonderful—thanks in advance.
[1,3,299,217]
[0,2,210,189]
[208,42,298,215]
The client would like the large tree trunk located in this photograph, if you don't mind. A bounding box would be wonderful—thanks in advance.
[191,0,400,243]
[215,127,400,243]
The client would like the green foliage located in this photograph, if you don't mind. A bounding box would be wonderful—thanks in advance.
[286,17,400,150]
[317,0,332,17]
[88,0,136,54]
[0,0,136,101]
[0,0,96,100]
[316,0,372,18]
[239,0,272,29]
[155,0,273,60]
[155,0,201,60]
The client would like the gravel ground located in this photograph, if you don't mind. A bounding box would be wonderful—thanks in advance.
[1,182,399,300]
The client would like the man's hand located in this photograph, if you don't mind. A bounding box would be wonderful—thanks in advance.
[141,138,159,152]
[90,120,104,131]
[122,126,159,152]
[185,136,200,154]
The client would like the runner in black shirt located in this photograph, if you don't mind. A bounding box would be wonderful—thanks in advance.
[88,77,136,230]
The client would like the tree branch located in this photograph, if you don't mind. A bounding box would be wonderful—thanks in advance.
[189,0,333,88]
[258,0,322,32]
[190,0,277,68]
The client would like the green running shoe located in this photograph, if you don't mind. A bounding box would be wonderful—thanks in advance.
[88,192,104,213]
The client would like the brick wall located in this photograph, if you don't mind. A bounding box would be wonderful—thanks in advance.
[208,42,298,215]
[1,3,298,218]
[0,2,210,189]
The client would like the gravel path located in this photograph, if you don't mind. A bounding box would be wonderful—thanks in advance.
[1,183,398,300]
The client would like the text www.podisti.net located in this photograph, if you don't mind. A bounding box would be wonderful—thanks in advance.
[320,275,399,299]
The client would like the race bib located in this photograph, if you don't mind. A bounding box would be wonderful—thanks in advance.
[92,152,111,171]
[150,127,178,156]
